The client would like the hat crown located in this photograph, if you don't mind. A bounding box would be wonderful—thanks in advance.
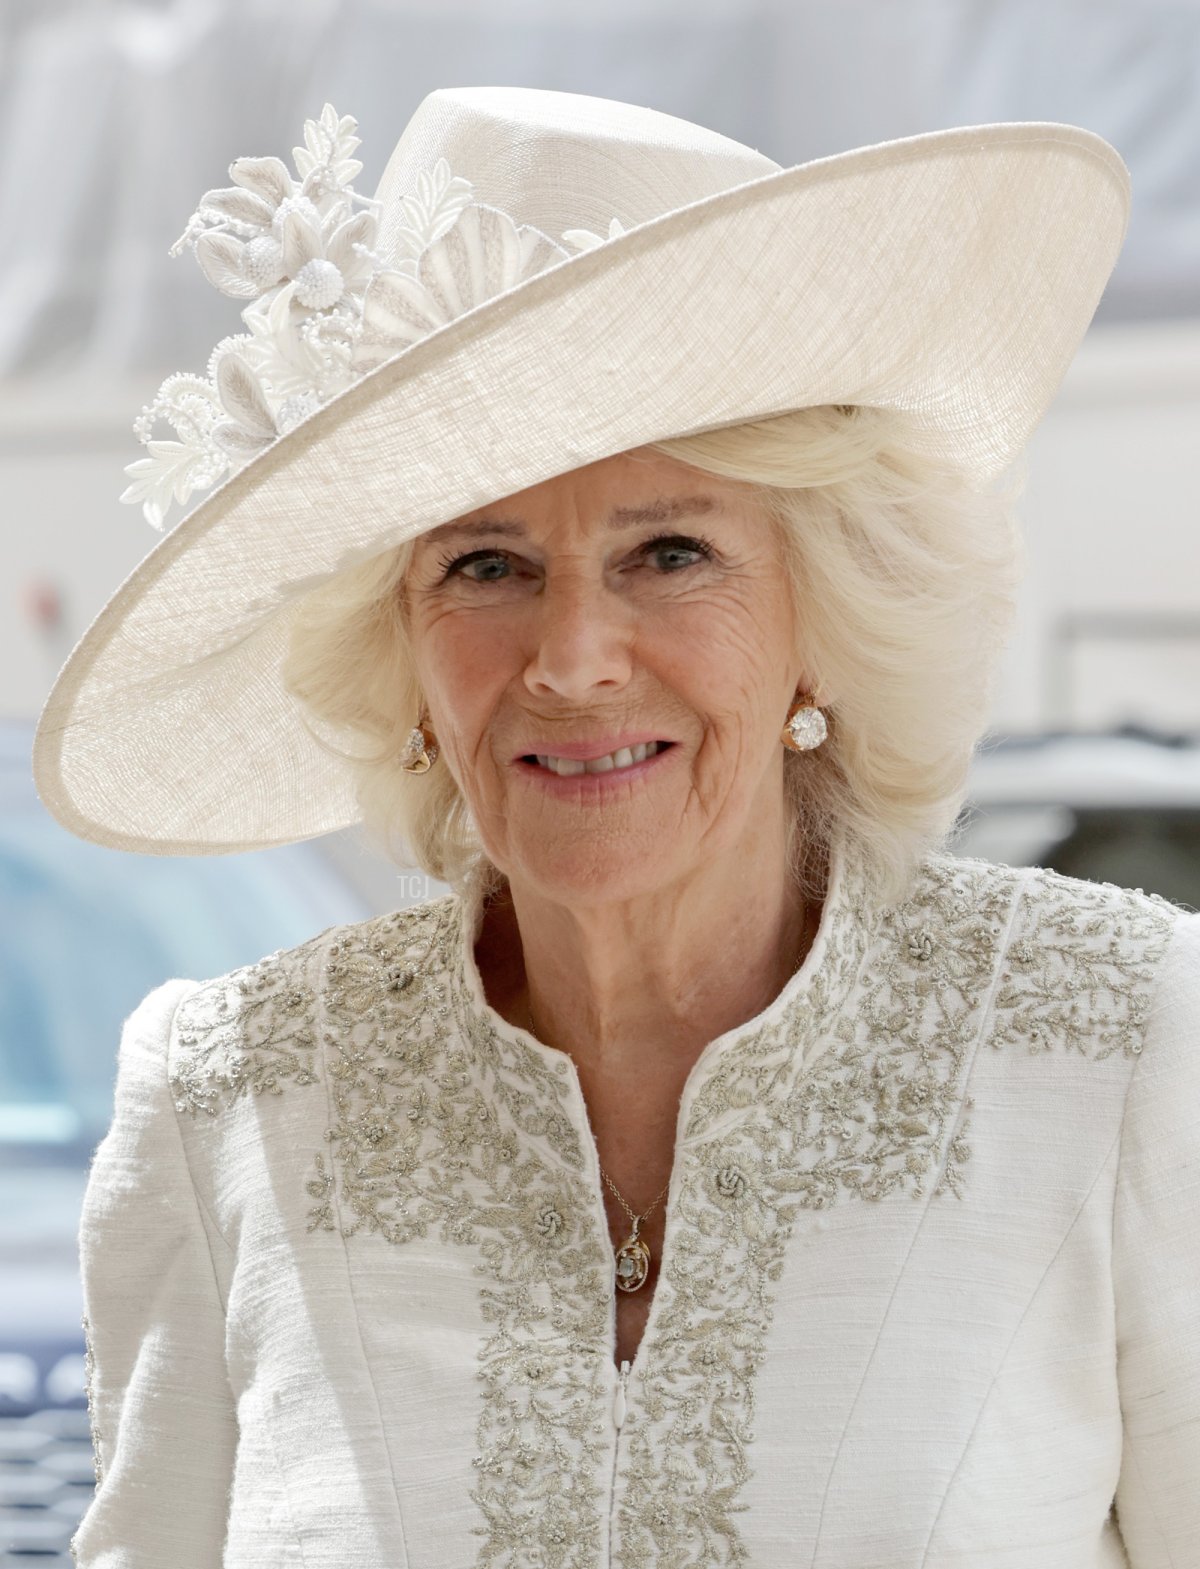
[373,86,780,258]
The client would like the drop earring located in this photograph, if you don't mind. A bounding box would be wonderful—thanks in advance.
[399,712,439,772]
[781,691,827,752]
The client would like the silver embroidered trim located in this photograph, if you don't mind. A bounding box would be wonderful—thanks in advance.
[167,854,1180,1568]
[613,858,1176,1562]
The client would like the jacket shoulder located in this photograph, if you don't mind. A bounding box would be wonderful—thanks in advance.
[916,847,1189,923]
[914,849,1188,1062]
[169,892,459,1118]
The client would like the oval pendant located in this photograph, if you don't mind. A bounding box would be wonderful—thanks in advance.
[614,1234,651,1293]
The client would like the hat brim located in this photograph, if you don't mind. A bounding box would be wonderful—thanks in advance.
[33,121,1129,854]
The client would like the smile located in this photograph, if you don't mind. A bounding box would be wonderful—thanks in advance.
[515,740,678,791]
[529,740,671,776]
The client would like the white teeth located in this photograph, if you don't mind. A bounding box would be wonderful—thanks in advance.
[534,741,664,776]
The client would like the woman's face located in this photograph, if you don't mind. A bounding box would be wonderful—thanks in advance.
[403,447,810,904]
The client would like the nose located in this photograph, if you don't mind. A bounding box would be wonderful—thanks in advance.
[522,570,634,702]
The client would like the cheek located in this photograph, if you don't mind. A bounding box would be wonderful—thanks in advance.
[415,613,512,769]
[415,606,501,690]
[658,596,795,776]
[667,594,786,704]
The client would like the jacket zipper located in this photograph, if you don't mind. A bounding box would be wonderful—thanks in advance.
[608,1358,632,1563]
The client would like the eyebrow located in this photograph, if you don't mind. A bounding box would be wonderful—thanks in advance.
[424,494,720,543]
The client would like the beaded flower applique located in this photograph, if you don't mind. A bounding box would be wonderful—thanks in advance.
[121,103,626,532]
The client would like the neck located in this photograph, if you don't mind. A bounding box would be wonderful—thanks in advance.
[476,827,827,1095]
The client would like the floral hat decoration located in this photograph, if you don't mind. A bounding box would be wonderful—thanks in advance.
[122,103,630,533]
[32,87,1131,854]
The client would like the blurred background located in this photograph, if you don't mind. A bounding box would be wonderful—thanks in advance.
[1,2,1198,1559]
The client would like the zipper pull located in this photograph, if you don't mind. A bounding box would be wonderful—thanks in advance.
[613,1359,631,1430]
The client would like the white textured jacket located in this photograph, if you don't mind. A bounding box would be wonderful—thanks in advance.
[72,841,1200,1568]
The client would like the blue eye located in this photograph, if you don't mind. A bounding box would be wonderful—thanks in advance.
[646,534,714,571]
[434,533,714,583]
[434,548,511,581]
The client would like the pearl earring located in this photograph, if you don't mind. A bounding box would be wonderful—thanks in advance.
[781,692,827,752]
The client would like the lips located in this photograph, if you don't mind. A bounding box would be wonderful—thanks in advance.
[513,739,678,791]
[512,732,676,763]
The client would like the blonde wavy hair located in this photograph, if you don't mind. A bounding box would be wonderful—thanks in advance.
[281,404,1026,907]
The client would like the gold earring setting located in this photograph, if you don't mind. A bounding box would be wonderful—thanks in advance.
[399,719,439,773]
[781,693,827,752]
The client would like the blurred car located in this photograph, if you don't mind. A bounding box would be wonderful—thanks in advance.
[0,717,440,1562]
[957,725,1200,908]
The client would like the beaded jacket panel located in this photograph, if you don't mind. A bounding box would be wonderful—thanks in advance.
[164,849,1179,1569]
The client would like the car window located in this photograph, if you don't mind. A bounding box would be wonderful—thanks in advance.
[1,720,387,1155]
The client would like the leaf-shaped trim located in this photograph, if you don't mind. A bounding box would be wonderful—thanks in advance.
[211,422,273,459]
[393,156,476,262]
[119,439,228,530]
[197,185,276,229]
[194,232,259,300]
[215,353,277,438]
[326,209,377,273]
[280,209,324,278]
[230,154,294,208]
[293,102,364,189]
[562,217,629,252]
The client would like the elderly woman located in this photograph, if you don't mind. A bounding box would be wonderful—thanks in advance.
[35,89,1198,1568]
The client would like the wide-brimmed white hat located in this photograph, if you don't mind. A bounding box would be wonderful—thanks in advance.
[32,86,1130,855]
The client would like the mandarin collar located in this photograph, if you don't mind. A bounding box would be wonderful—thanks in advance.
[443,828,881,1153]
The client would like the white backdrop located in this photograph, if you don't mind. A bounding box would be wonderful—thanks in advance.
[0,0,1197,378]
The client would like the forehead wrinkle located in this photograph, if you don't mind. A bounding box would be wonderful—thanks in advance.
[423,494,721,543]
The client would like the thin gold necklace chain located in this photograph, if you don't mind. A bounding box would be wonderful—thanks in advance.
[517,892,815,1232]
[599,1167,671,1234]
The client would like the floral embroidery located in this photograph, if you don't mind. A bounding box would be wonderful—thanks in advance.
[678,846,875,1147]
[908,928,936,961]
[173,895,613,1568]
[166,848,1180,1569]
[611,856,1177,1566]
[713,1166,748,1201]
[169,934,326,1116]
[316,898,613,1568]
[989,865,1176,1060]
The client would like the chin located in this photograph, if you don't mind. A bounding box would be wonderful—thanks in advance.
[497,837,684,907]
